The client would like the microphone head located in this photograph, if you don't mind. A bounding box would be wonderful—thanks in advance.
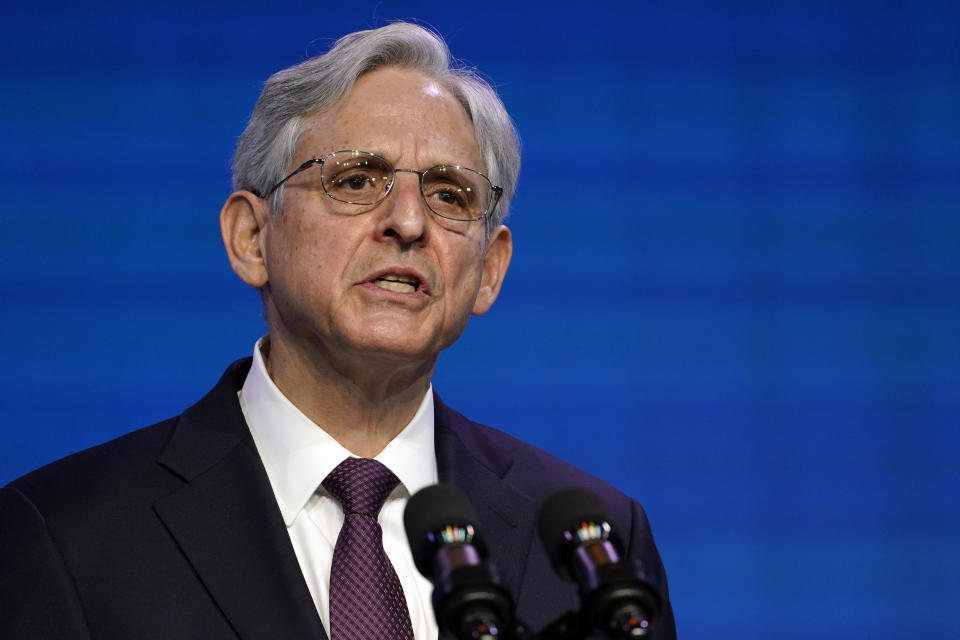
[404,483,482,576]
[405,484,518,638]
[538,487,617,571]
[538,487,662,636]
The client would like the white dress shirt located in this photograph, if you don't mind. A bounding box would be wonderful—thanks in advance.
[238,339,439,640]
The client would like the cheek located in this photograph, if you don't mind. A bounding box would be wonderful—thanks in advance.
[441,246,486,306]
[267,217,329,296]
[273,212,345,270]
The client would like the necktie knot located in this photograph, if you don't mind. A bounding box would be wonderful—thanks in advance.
[322,457,400,516]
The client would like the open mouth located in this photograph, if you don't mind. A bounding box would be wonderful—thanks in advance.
[372,273,421,294]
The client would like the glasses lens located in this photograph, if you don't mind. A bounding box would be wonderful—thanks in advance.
[322,151,393,205]
[421,166,492,221]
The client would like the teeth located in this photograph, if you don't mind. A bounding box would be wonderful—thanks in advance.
[380,274,418,284]
[374,278,417,293]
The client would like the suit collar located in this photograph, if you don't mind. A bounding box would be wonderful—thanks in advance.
[154,358,327,640]
[157,358,252,481]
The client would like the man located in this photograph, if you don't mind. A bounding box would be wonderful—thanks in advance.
[0,23,675,639]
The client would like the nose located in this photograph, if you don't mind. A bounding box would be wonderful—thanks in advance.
[375,169,428,246]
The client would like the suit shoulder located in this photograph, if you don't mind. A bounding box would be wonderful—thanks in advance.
[438,401,636,515]
[5,417,179,517]
[5,358,252,515]
[486,422,629,501]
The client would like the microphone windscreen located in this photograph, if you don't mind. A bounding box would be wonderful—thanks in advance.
[404,483,481,574]
[537,487,614,566]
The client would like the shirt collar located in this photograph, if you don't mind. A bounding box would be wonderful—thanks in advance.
[239,338,437,526]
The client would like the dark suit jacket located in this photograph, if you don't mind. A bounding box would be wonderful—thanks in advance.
[1,359,675,639]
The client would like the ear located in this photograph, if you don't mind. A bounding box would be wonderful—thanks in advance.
[220,190,271,288]
[472,225,513,316]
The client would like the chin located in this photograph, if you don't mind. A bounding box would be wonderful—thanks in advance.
[341,331,441,363]
[333,310,470,363]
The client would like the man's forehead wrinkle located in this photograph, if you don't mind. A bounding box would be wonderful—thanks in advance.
[293,88,482,170]
[295,122,465,168]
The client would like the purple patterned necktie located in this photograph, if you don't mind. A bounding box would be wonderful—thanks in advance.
[322,457,415,640]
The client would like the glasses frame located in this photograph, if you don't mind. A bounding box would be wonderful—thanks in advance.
[259,150,503,222]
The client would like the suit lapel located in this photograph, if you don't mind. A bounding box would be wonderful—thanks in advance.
[433,395,537,608]
[153,360,328,640]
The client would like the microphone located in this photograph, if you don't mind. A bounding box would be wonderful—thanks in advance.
[537,488,662,639]
[404,484,520,640]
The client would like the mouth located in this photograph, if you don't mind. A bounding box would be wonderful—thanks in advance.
[368,271,424,295]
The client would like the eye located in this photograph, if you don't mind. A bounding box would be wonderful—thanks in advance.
[432,185,468,206]
[343,173,372,190]
[424,175,474,210]
[325,165,390,202]
[328,165,379,189]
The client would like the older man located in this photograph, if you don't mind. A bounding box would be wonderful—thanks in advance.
[0,23,675,640]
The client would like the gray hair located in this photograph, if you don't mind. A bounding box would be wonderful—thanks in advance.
[232,22,520,234]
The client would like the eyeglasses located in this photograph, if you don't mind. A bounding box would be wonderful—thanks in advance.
[259,150,502,222]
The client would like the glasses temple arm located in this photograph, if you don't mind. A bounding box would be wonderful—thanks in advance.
[262,158,322,198]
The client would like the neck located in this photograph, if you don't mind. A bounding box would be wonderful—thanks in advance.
[262,336,435,458]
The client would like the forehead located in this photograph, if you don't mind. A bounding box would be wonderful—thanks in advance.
[296,67,483,169]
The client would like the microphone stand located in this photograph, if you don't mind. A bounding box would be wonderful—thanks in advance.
[528,610,591,640]
[529,603,652,640]
[455,602,651,640]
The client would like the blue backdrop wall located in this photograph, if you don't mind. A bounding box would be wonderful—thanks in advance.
[2,2,958,638]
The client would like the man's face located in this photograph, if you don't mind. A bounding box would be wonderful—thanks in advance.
[258,67,510,369]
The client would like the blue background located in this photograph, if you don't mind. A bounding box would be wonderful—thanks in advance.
[2,2,958,638]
